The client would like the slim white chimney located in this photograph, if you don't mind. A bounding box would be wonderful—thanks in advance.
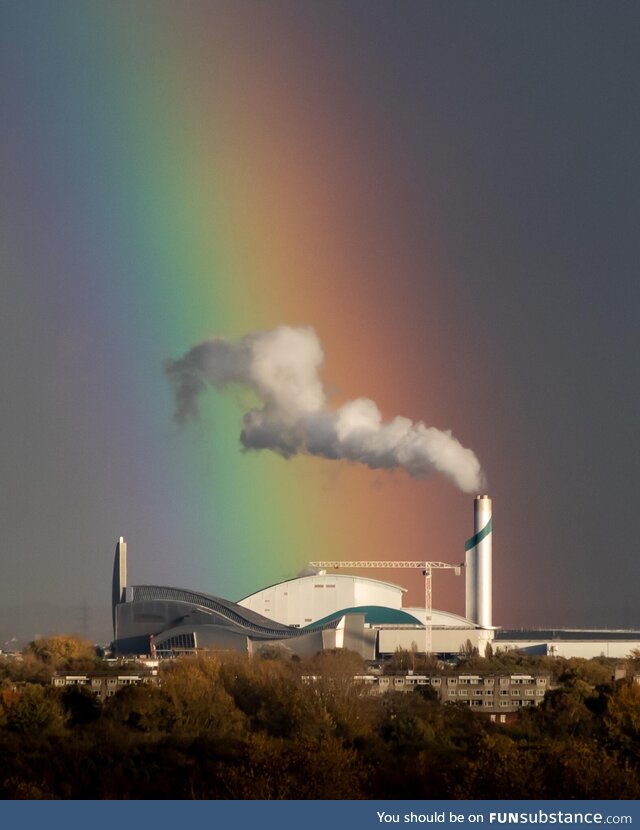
[465,495,492,628]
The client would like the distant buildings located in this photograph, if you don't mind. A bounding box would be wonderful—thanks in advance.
[51,667,550,720]
[51,670,159,702]
[356,671,550,723]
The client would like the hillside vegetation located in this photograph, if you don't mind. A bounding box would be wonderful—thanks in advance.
[1,642,640,799]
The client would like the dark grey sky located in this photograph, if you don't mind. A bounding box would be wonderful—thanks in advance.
[0,2,638,644]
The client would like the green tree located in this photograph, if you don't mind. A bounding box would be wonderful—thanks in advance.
[4,684,65,734]
[103,683,173,733]
[61,685,102,726]
[538,677,597,737]
[603,680,640,756]
[560,657,615,687]
[378,692,435,756]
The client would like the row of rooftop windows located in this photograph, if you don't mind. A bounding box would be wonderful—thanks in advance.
[52,675,154,687]
[446,688,545,697]
[448,676,546,686]
[455,699,538,708]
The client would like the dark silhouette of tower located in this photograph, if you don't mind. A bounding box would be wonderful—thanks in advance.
[111,536,127,639]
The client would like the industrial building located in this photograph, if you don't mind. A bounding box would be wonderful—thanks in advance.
[494,630,640,659]
[112,496,495,658]
[111,494,640,660]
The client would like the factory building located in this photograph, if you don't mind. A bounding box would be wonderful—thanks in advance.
[112,579,354,659]
[111,496,494,658]
[238,572,408,627]
[495,631,640,659]
[111,493,640,661]
[237,570,492,657]
[111,576,490,659]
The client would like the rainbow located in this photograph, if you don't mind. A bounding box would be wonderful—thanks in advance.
[2,3,484,614]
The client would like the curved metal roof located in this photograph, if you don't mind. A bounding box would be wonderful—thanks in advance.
[128,585,340,640]
[307,605,422,628]
[238,572,406,603]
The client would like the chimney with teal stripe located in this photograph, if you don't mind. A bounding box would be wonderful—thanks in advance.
[465,495,492,628]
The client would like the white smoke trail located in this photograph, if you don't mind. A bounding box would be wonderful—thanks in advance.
[165,326,484,492]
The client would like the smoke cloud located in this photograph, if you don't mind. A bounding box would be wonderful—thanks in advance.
[165,326,484,492]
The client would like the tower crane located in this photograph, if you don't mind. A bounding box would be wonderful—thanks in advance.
[307,560,463,656]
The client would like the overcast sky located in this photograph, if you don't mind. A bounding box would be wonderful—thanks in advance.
[1,2,638,644]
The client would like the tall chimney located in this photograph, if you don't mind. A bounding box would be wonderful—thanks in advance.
[465,495,492,628]
[111,536,127,639]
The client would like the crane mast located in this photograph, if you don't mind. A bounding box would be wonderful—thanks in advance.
[307,560,463,656]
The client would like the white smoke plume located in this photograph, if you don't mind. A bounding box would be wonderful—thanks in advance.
[165,326,484,492]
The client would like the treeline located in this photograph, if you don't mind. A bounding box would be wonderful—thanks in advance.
[1,641,640,799]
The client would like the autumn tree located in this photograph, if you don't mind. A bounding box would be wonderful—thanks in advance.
[222,732,367,799]
[25,635,98,670]
[300,650,375,742]
[540,738,640,799]
[161,656,246,741]
[381,647,440,674]
[452,732,542,799]
[220,654,319,740]
[624,648,640,678]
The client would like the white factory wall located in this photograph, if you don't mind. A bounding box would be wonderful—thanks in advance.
[238,574,405,627]
[378,627,494,656]
[498,640,640,659]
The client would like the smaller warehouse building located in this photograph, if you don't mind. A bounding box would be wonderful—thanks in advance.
[496,630,640,659]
